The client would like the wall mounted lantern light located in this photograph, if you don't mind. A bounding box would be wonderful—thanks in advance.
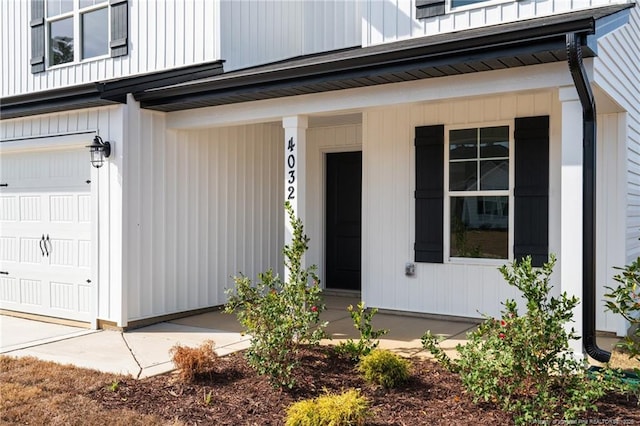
[87,135,111,168]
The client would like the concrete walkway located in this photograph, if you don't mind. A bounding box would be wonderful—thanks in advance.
[3,295,616,378]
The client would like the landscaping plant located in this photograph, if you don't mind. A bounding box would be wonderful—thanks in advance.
[336,301,388,361]
[422,255,609,424]
[604,256,640,364]
[285,389,370,426]
[169,340,218,382]
[225,202,327,388]
[358,348,410,389]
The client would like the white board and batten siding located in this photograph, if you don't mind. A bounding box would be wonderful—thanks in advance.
[593,5,640,264]
[0,107,124,325]
[361,91,624,331]
[1,0,220,97]
[123,100,284,322]
[363,0,633,46]
[2,0,360,98]
[220,0,362,72]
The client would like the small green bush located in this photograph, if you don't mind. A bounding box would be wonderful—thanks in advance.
[357,349,410,389]
[422,255,611,424]
[225,202,327,388]
[605,256,640,363]
[285,389,369,426]
[336,302,388,362]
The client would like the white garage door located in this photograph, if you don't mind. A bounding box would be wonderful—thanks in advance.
[0,148,94,323]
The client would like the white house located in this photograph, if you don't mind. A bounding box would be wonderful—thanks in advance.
[1,0,639,361]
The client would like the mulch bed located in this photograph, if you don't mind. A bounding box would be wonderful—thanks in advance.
[90,346,640,425]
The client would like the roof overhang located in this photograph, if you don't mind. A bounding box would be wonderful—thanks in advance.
[134,4,633,113]
[0,60,225,120]
[0,84,118,120]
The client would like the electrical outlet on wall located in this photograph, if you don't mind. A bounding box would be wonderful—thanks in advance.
[405,262,415,276]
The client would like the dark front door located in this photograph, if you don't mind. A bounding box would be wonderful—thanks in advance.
[326,151,362,291]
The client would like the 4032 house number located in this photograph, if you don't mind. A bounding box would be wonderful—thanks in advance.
[286,136,296,200]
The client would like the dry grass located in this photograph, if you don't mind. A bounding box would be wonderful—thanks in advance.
[169,340,218,382]
[609,345,640,372]
[0,355,180,425]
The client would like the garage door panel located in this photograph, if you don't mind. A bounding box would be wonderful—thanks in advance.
[0,196,18,221]
[0,276,20,303]
[78,241,91,268]
[78,195,91,223]
[20,279,42,305]
[20,237,43,263]
[0,150,88,190]
[0,237,19,262]
[0,148,94,323]
[20,195,42,221]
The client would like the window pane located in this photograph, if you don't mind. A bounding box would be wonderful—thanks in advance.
[49,18,74,65]
[451,0,489,8]
[480,126,509,158]
[47,0,73,17]
[449,128,477,160]
[450,161,477,191]
[82,8,108,59]
[80,0,108,8]
[450,196,508,259]
[480,159,508,190]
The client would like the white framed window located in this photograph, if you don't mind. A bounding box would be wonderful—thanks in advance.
[448,0,513,13]
[46,0,109,67]
[444,122,514,262]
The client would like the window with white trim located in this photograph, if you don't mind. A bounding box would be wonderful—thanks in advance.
[450,0,488,7]
[446,124,512,260]
[46,0,109,66]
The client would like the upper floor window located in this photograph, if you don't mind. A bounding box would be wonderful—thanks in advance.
[47,0,109,66]
[450,0,487,7]
[416,0,514,19]
[30,0,128,74]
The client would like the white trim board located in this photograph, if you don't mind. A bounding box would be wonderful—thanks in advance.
[0,131,97,153]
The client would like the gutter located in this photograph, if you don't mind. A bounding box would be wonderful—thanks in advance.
[566,32,610,363]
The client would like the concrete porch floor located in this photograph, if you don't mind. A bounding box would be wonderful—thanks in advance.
[0,294,623,378]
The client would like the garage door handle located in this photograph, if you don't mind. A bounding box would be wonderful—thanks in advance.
[0,271,8,275]
[40,235,46,256]
[45,234,51,257]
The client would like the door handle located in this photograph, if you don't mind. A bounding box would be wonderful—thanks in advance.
[44,234,50,257]
[40,235,46,256]
[45,234,52,257]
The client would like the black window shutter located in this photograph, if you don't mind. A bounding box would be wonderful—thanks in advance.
[415,125,444,263]
[110,0,128,57]
[416,0,446,19]
[30,0,45,73]
[514,116,549,267]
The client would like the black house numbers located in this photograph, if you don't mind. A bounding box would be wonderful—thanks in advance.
[287,136,296,200]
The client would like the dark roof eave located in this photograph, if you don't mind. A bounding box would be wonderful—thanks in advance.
[135,4,632,112]
[0,83,118,120]
[99,60,225,102]
[0,60,225,120]
[137,37,579,111]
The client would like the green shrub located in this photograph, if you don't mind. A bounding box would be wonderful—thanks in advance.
[225,202,327,389]
[422,255,609,424]
[605,256,640,363]
[336,302,388,362]
[285,389,369,426]
[169,340,217,382]
[357,349,409,389]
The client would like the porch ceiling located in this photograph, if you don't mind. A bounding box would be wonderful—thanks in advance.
[135,4,632,113]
